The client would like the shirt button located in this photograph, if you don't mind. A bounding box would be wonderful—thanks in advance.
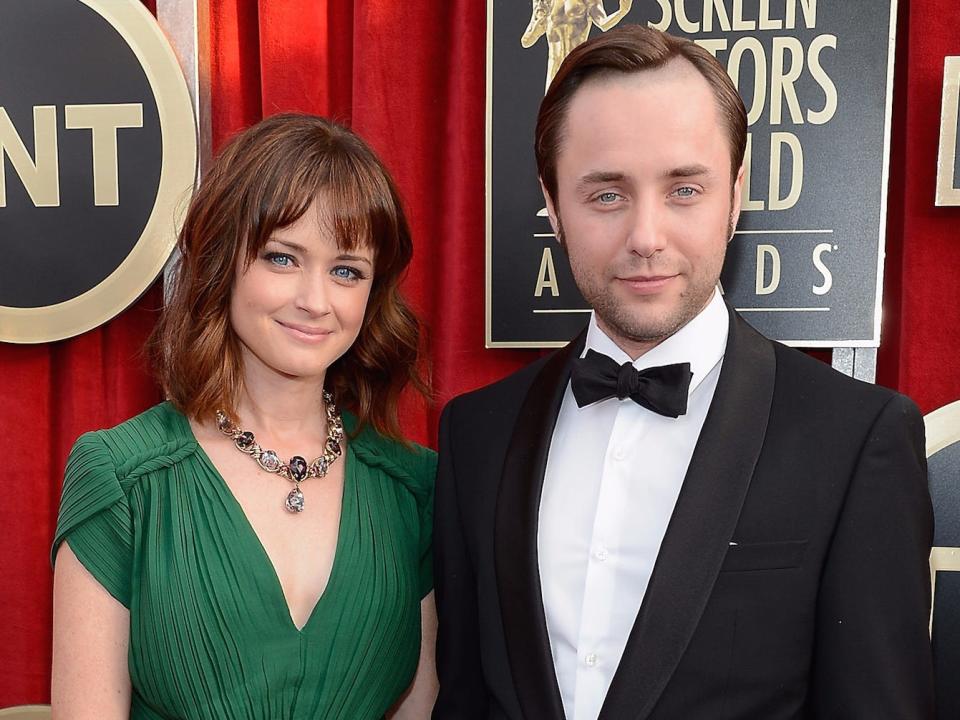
[584,653,599,667]
[594,546,609,562]
[612,445,628,461]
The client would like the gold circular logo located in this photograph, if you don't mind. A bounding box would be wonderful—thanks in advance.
[0,0,197,343]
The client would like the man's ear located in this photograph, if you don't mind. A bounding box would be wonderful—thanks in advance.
[729,164,745,241]
[539,177,560,238]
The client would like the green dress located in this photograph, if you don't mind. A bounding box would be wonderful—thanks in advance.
[52,402,435,719]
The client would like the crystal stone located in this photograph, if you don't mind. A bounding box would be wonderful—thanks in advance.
[235,431,255,450]
[326,438,342,456]
[285,487,305,513]
[258,450,281,472]
[289,455,308,482]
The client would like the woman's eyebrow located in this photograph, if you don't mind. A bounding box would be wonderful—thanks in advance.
[267,239,309,254]
[337,254,373,266]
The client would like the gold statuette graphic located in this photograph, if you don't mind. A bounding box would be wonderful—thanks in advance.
[522,0,633,93]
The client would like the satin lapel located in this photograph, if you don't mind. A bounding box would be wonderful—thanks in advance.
[598,309,777,720]
[495,331,586,720]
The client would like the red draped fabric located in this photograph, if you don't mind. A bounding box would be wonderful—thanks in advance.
[1,0,957,706]
[876,0,960,410]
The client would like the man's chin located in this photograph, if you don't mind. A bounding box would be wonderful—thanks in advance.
[595,308,678,345]
[594,302,698,344]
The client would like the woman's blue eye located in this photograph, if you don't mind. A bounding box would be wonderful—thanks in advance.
[332,265,364,281]
[264,252,295,268]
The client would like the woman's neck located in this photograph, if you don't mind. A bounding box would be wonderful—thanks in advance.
[234,359,330,445]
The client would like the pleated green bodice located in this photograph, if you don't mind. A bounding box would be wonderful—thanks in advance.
[52,402,435,719]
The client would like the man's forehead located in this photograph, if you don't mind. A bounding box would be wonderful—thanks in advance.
[574,57,711,103]
[557,60,728,170]
[576,77,714,135]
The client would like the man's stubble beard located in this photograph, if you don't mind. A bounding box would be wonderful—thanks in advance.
[557,212,733,348]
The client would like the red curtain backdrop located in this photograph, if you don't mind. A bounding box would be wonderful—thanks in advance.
[1,0,957,706]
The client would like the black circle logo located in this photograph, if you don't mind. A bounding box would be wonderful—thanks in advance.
[0,0,197,343]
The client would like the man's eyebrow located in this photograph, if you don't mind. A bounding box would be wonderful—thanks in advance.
[576,171,627,191]
[665,164,712,179]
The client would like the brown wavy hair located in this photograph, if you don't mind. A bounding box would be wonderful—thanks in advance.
[150,113,427,440]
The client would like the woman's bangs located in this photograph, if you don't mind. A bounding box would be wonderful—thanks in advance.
[243,161,326,262]
[324,154,392,258]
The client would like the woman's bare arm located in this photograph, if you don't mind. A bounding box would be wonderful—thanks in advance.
[51,543,131,720]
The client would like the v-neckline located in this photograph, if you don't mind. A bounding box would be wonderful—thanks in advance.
[175,405,353,634]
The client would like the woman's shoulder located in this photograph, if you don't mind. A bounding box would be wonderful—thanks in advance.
[69,402,199,487]
[53,403,198,602]
[347,416,436,496]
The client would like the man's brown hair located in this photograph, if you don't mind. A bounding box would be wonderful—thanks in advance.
[151,113,426,440]
[535,25,748,203]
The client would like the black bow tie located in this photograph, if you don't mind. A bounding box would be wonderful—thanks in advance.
[570,349,693,417]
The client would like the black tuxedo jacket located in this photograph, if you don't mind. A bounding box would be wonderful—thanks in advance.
[433,308,934,720]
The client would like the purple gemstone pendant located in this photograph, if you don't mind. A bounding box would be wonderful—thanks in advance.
[289,455,308,482]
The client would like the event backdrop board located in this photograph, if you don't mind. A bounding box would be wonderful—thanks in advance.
[0,0,196,344]
[487,0,896,347]
[930,440,960,719]
[938,56,960,206]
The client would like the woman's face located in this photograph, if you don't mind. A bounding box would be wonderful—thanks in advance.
[229,198,375,385]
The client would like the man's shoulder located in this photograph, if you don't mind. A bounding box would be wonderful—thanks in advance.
[770,341,916,419]
[443,351,557,418]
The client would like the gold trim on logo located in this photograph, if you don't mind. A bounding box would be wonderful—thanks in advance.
[0,0,198,344]
[935,56,960,207]
[924,400,960,636]
[930,547,960,636]
[925,399,960,458]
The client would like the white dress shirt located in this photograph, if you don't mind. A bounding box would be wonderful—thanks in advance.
[537,290,729,720]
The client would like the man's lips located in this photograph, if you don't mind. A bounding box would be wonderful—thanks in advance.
[275,320,334,342]
[616,274,678,294]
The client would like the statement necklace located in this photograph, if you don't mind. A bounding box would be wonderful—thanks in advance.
[215,390,344,514]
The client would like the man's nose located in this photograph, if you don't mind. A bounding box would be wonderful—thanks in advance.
[624,201,667,258]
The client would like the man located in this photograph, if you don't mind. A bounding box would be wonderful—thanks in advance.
[433,25,934,720]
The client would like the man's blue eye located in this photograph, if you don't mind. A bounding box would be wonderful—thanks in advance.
[598,192,620,204]
[675,186,696,198]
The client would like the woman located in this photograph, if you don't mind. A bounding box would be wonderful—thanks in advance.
[51,114,437,719]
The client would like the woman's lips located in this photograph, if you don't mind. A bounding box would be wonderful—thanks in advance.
[275,320,333,343]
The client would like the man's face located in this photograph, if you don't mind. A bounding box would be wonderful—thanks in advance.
[544,60,744,358]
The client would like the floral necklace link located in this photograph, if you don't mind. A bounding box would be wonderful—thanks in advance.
[215,390,344,513]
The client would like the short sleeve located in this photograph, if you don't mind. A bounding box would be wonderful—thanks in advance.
[51,431,133,608]
[416,449,437,599]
